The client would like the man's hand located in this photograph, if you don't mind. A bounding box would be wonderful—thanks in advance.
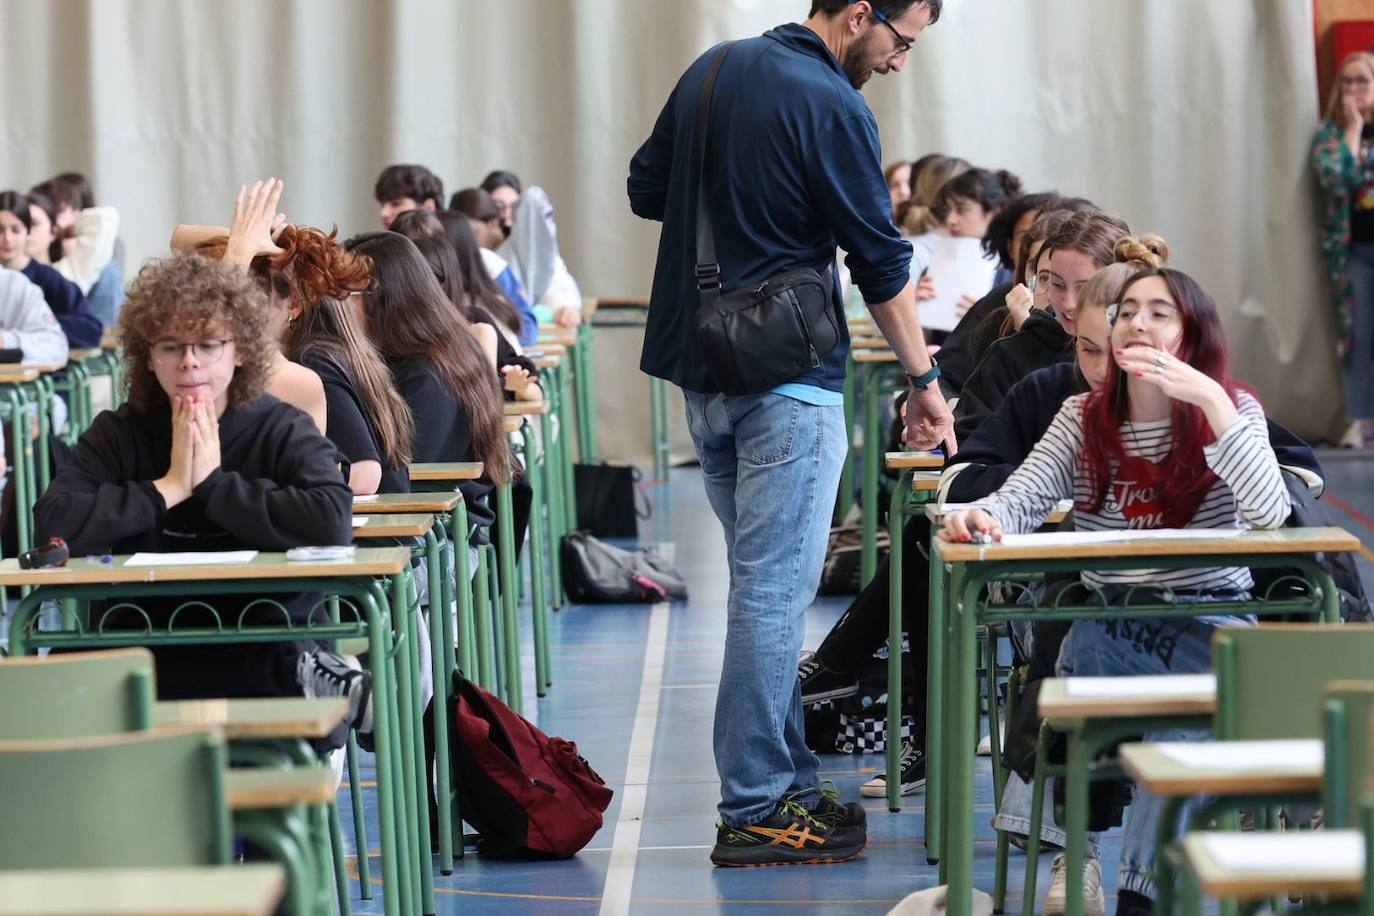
[904,383,957,455]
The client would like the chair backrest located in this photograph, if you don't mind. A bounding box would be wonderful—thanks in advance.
[1322,680,1374,827]
[0,725,231,869]
[0,648,156,739]
[1213,623,1374,740]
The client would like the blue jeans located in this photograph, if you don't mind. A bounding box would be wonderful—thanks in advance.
[994,599,1251,898]
[683,390,846,827]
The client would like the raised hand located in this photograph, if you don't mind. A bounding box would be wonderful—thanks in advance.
[224,178,286,267]
[1005,282,1034,331]
[1115,345,1239,434]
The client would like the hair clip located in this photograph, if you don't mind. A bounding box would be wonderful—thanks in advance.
[1106,303,1120,325]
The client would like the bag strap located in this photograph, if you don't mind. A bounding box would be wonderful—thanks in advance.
[693,42,736,303]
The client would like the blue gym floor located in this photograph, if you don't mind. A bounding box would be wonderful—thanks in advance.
[340,451,1374,915]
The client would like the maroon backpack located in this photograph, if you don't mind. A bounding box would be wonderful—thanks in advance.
[448,674,613,858]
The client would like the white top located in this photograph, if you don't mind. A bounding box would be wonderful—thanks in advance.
[0,268,69,363]
[971,391,1290,592]
[54,206,119,294]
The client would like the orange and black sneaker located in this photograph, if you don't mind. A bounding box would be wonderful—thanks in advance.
[710,798,867,867]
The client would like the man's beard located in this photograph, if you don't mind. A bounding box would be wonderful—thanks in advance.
[842,30,881,89]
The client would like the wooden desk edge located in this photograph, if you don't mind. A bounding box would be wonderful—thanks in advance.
[1181,833,1364,900]
[935,527,1361,563]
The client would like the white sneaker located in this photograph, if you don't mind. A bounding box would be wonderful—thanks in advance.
[975,723,1004,756]
[1043,852,1104,916]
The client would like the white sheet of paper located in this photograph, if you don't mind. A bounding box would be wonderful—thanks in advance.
[1202,830,1363,874]
[351,517,370,527]
[940,499,1073,515]
[353,495,379,503]
[1063,674,1216,698]
[918,236,998,332]
[1156,739,1323,771]
[124,551,259,567]
[997,528,1247,548]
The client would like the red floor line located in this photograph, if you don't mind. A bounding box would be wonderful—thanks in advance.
[1321,491,1374,563]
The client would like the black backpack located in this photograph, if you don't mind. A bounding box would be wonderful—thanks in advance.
[1251,470,1372,622]
[560,532,688,603]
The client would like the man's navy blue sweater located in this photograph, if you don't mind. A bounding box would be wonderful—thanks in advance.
[628,23,911,394]
[946,362,1323,503]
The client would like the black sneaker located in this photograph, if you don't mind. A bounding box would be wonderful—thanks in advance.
[799,651,859,705]
[298,649,373,733]
[859,741,926,797]
[710,798,867,867]
[809,791,866,830]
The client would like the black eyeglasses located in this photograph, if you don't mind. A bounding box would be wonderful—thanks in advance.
[851,0,913,57]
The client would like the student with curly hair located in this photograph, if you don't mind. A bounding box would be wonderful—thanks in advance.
[33,251,358,720]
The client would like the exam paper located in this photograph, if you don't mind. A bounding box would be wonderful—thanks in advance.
[125,551,259,567]
[918,236,998,332]
[1063,674,1216,698]
[1201,831,1363,873]
[351,517,370,527]
[1156,739,1322,771]
[997,528,1246,548]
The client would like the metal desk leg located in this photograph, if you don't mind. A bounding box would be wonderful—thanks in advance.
[521,423,551,693]
[495,481,523,715]
[886,470,910,812]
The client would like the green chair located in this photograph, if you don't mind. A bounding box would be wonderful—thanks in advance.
[1324,681,1374,828]
[0,647,155,738]
[1152,624,1374,911]
[0,726,235,870]
[1213,624,1374,743]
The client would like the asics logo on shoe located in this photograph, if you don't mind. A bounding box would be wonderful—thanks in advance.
[744,824,823,849]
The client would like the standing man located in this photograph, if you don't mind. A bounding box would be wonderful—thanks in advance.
[628,0,954,868]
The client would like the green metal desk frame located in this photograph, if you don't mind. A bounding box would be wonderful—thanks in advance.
[926,543,1341,916]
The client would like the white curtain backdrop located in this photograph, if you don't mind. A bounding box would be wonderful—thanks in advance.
[0,0,1339,446]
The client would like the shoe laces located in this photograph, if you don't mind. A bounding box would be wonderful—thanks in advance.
[898,741,920,768]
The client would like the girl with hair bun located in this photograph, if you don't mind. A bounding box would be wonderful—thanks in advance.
[946,264,1295,914]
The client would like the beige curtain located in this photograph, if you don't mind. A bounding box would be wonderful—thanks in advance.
[0,0,1338,455]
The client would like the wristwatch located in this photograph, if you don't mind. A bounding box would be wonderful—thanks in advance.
[907,359,941,391]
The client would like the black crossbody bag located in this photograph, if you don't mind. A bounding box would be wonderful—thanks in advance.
[692,43,840,396]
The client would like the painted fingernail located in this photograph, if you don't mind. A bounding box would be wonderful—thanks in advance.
[1135,371,1144,377]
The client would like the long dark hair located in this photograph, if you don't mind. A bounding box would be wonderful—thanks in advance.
[343,231,512,483]
[388,210,471,314]
[435,210,523,335]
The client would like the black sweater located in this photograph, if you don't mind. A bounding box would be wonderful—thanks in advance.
[300,353,410,495]
[953,309,1073,445]
[20,259,103,349]
[945,362,1324,503]
[936,282,1010,399]
[389,355,497,534]
[34,395,353,699]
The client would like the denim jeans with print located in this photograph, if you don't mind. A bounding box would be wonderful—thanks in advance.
[994,596,1251,898]
[683,390,847,828]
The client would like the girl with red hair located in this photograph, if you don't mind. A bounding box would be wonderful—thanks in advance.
[943,258,1291,914]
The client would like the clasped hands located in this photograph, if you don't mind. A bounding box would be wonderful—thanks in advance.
[153,396,222,509]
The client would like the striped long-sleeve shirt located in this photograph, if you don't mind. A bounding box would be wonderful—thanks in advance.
[972,390,1291,593]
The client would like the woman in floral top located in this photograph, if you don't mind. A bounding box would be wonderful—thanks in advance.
[1312,51,1374,446]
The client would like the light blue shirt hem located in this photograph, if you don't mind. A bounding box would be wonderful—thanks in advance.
[771,382,845,407]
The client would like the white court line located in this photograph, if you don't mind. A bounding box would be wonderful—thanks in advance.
[598,600,671,916]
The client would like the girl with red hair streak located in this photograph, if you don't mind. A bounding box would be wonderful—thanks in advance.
[942,266,1291,915]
